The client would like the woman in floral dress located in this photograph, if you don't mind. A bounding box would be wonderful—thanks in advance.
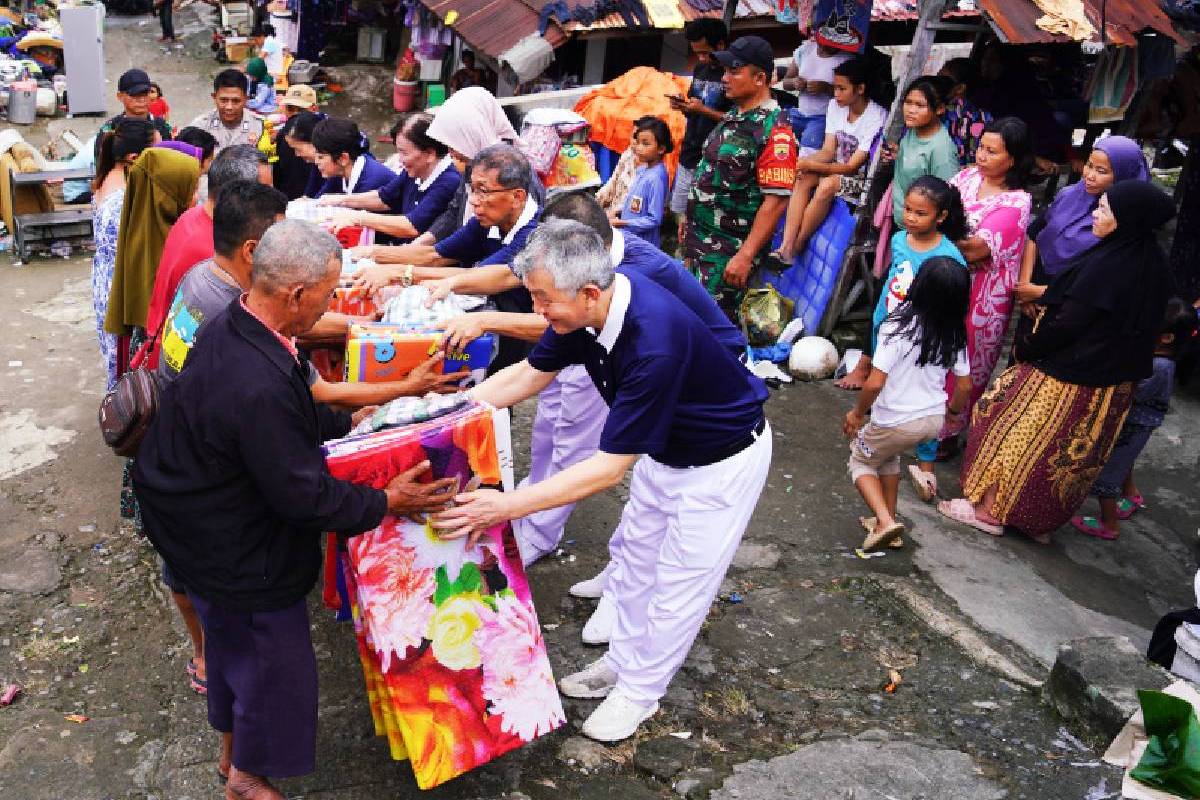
[91,118,158,389]
[937,117,1034,453]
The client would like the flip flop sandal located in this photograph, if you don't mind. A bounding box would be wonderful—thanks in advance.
[860,516,904,548]
[1071,515,1118,541]
[937,498,1003,536]
[1116,495,1145,520]
[186,658,199,677]
[190,674,208,695]
[907,465,937,503]
[862,521,904,551]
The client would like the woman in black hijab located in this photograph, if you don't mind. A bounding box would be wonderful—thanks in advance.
[939,181,1176,544]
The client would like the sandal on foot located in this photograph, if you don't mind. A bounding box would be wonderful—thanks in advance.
[938,499,1003,536]
[1116,495,1145,520]
[862,521,904,551]
[1071,516,1118,541]
[190,674,207,695]
[187,658,200,677]
[907,465,937,503]
[861,516,904,548]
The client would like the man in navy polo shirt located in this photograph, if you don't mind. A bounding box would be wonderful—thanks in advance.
[352,143,539,279]
[353,143,539,371]
[419,193,744,582]
[436,223,771,743]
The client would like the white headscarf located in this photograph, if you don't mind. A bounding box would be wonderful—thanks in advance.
[427,87,518,159]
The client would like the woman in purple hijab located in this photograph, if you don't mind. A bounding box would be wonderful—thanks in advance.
[153,140,203,163]
[1014,135,1150,313]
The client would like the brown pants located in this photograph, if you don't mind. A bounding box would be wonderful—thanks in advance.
[848,414,944,481]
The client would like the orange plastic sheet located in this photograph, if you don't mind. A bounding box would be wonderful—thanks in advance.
[574,66,692,180]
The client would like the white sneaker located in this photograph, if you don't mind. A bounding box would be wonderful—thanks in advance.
[569,562,614,599]
[581,594,616,645]
[558,657,618,699]
[580,689,658,742]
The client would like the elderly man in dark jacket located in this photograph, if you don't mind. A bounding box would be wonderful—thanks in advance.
[133,218,456,800]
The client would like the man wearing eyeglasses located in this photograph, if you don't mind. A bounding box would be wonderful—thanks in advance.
[352,143,538,278]
[350,143,540,370]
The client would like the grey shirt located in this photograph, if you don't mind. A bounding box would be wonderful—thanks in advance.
[156,259,320,386]
[156,259,241,384]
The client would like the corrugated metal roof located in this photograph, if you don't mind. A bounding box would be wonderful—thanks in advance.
[420,0,567,61]
[977,0,1187,46]
[573,0,980,34]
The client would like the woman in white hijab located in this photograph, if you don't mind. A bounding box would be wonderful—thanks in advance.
[427,86,518,170]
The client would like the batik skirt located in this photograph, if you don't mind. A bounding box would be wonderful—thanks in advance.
[961,363,1133,537]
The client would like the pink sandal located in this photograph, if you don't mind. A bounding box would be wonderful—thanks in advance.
[1115,495,1145,521]
[938,498,1003,536]
[907,465,937,503]
[1071,516,1118,541]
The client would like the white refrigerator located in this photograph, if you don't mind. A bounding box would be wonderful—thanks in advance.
[61,4,107,116]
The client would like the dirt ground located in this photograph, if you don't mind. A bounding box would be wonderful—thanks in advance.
[1,7,1197,800]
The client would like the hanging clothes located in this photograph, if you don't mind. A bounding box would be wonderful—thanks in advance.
[1088,46,1139,124]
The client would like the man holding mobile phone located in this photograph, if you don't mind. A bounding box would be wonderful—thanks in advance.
[670,19,732,247]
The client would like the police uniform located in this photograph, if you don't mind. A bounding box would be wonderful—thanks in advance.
[682,98,798,318]
[188,109,265,155]
[514,230,746,565]
[528,271,770,705]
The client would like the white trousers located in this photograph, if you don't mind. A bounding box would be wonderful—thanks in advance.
[605,424,772,704]
[513,365,608,564]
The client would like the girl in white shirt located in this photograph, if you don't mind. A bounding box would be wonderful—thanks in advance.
[779,35,851,155]
[843,257,972,551]
[776,57,886,261]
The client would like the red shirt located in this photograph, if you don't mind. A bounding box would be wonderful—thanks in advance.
[144,205,214,369]
[148,98,170,120]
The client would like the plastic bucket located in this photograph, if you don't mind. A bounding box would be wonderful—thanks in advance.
[8,86,36,124]
[393,79,419,112]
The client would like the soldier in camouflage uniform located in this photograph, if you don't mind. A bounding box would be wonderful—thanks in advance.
[683,36,798,321]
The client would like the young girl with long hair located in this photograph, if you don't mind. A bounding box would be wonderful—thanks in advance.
[883,77,961,226]
[844,257,973,551]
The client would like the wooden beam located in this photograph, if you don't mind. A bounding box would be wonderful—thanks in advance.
[883,0,949,144]
[818,0,950,337]
[723,0,737,31]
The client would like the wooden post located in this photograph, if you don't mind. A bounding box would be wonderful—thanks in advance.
[817,0,949,337]
[723,0,737,32]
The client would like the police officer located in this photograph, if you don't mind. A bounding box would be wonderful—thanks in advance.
[188,69,265,156]
[682,35,799,320]
[436,223,771,743]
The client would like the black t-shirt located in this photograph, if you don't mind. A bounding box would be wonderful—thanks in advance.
[679,62,733,170]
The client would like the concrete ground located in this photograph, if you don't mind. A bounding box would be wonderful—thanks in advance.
[1,7,1197,799]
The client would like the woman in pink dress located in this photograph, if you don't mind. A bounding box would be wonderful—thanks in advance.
[937,117,1034,455]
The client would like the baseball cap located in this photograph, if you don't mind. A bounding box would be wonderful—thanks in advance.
[117,68,152,95]
[713,36,775,73]
[281,84,318,109]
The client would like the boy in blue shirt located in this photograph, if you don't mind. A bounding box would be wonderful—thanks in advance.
[613,116,672,249]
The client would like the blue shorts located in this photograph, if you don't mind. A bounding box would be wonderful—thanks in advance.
[788,109,828,151]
